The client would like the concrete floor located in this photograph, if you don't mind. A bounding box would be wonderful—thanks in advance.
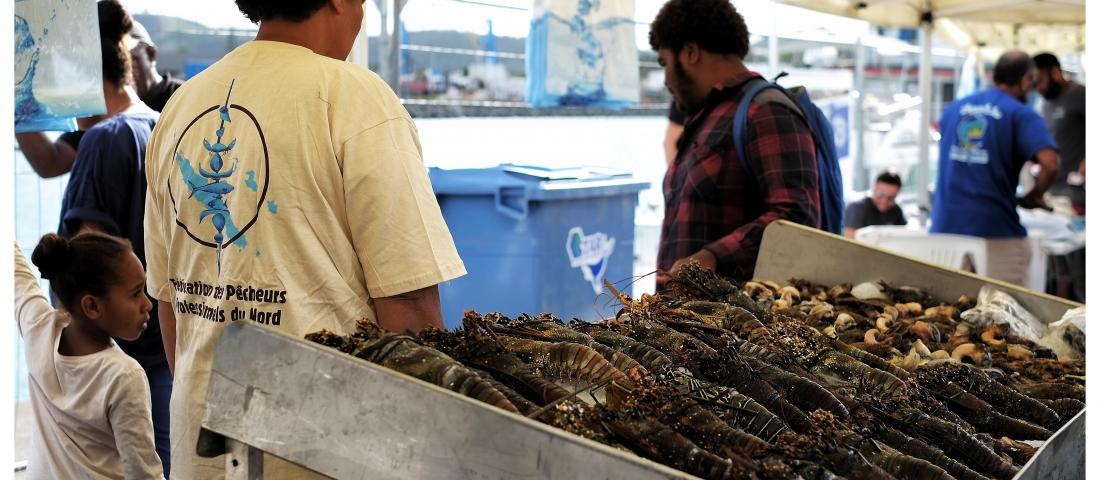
[15,400,31,478]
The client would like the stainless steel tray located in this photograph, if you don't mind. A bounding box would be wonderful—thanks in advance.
[202,321,697,479]
[754,220,1085,480]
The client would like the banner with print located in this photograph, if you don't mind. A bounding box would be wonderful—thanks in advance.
[526,0,639,108]
[16,0,105,133]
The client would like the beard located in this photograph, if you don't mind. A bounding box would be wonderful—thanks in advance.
[1041,80,1063,100]
[670,58,702,116]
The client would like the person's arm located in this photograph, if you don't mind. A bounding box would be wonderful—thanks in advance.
[1016,110,1060,210]
[843,202,864,239]
[373,285,444,333]
[663,121,684,167]
[108,368,166,479]
[13,242,55,335]
[158,301,176,374]
[673,99,819,278]
[15,132,77,178]
[1020,148,1060,210]
[144,126,175,374]
[341,117,466,328]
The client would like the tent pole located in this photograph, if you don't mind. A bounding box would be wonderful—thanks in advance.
[768,1,780,79]
[389,0,406,94]
[917,12,934,226]
[373,0,391,89]
[853,27,868,191]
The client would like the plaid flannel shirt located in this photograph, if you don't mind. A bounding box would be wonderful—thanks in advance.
[658,71,820,280]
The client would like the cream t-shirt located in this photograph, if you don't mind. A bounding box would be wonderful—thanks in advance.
[143,41,466,479]
[13,243,164,480]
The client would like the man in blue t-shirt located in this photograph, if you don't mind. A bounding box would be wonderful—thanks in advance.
[932,51,1060,286]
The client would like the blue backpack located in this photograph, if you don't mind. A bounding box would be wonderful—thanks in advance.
[732,75,845,235]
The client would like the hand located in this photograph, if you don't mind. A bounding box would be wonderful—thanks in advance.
[657,249,717,286]
[1018,192,1052,211]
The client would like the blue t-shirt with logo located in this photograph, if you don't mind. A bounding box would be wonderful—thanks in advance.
[931,88,1056,238]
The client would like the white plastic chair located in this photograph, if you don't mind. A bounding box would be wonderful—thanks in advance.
[854,226,989,275]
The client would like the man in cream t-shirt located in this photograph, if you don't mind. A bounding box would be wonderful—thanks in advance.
[143,1,466,477]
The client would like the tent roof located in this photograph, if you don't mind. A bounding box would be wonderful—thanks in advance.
[775,0,1085,53]
[773,0,1084,28]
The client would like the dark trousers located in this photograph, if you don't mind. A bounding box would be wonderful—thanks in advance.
[142,360,173,477]
[1049,247,1086,303]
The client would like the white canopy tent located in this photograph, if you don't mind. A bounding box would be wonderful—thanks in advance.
[774,0,1086,218]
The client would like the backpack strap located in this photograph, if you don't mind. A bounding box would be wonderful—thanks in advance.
[732,78,780,177]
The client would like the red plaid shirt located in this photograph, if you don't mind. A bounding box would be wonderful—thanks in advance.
[659,71,820,280]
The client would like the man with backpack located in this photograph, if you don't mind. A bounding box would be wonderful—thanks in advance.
[650,0,829,284]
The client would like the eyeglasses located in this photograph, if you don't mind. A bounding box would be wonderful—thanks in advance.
[873,191,897,203]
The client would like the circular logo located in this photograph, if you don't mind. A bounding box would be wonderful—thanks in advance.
[168,92,269,252]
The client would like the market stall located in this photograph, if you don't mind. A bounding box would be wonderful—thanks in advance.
[200,221,1084,479]
[772,0,1086,215]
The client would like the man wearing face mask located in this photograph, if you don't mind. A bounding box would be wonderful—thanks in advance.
[650,0,820,283]
[931,51,1060,286]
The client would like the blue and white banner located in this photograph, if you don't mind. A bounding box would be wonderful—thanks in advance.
[817,96,852,161]
[526,0,640,108]
[15,0,105,132]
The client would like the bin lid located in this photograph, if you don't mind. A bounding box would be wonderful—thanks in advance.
[429,164,651,200]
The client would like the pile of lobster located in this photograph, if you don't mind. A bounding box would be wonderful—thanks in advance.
[306,263,1084,480]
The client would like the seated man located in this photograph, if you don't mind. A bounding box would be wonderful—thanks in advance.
[844,171,907,238]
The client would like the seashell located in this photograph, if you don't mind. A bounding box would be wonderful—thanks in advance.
[875,315,894,332]
[864,328,883,344]
[1006,344,1034,361]
[951,343,986,366]
[911,339,932,358]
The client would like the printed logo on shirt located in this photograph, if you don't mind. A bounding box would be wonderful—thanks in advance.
[169,79,270,275]
[949,114,990,165]
[566,227,615,295]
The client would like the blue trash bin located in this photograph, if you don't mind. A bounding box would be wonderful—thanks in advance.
[429,164,651,329]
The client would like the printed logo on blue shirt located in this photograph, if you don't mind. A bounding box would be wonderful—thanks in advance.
[949,113,990,165]
[566,227,615,295]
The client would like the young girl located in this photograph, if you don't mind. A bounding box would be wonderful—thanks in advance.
[14,234,164,479]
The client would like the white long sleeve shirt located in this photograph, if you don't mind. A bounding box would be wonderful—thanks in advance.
[14,243,164,479]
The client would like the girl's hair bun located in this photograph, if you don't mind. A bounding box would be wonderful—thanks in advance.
[31,233,72,281]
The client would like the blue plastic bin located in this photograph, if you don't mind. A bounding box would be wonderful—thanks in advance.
[429,164,650,329]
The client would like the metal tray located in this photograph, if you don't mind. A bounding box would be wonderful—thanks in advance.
[202,321,696,480]
[754,221,1085,480]
[200,220,1083,479]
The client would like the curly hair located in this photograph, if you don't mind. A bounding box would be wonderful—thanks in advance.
[1032,53,1061,71]
[32,233,132,315]
[235,0,330,23]
[648,0,750,58]
[98,0,133,87]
